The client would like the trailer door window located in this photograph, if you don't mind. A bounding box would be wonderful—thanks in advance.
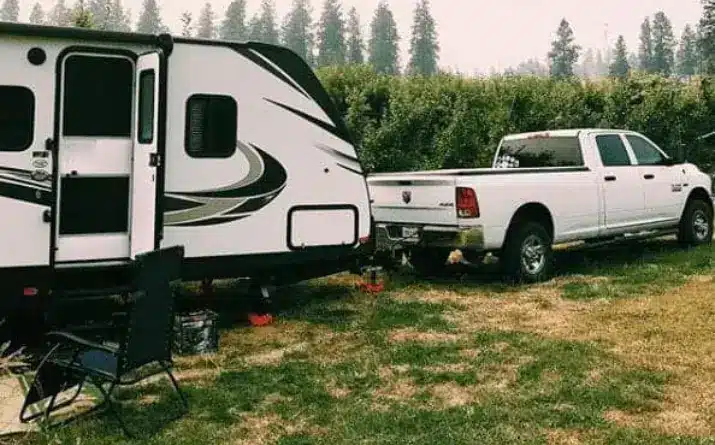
[185,94,237,158]
[62,54,133,137]
[137,69,155,144]
[0,86,34,151]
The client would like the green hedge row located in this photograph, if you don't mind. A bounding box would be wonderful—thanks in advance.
[316,65,715,174]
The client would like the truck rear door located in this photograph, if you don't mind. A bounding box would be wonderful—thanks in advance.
[367,175,458,230]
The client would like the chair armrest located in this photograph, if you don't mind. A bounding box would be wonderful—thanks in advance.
[45,331,118,354]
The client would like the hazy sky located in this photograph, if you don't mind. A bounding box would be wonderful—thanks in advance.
[23,0,706,73]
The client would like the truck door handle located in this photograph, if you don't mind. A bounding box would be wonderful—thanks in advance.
[644,174,655,180]
[604,175,616,182]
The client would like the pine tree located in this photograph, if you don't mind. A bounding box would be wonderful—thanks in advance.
[0,0,20,22]
[180,11,193,37]
[248,0,279,44]
[316,0,346,67]
[368,0,400,74]
[28,2,45,24]
[136,0,165,34]
[698,0,715,74]
[677,24,698,76]
[609,35,630,78]
[109,0,131,31]
[281,0,313,64]
[196,3,217,39]
[547,18,580,78]
[88,0,111,30]
[48,0,72,26]
[627,52,639,71]
[220,0,247,41]
[407,0,439,76]
[346,7,364,64]
[72,0,94,28]
[638,17,654,72]
[651,11,676,76]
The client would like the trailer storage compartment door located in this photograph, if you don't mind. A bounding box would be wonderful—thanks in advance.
[288,205,358,249]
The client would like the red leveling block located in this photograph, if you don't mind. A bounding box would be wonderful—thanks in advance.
[357,266,385,294]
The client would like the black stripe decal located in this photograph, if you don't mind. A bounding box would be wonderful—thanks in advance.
[316,144,360,163]
[0,181,51,206]
[164,196,204,212]
[180,144,287,199]
[232,47,309,100]
[226,191,282,215]
[336,163,364,177]
[172,215,249,227]
[247,43,354,144]
[266,98,350,145]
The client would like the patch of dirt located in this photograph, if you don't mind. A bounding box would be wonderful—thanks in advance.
[371,366,419,409]
[388,328,461,344]
[231,412,326,445]
[429,382,476,408]
[243,342,310,366]
[546,428,583,444]
[424,363,471,374]
[325,379,352,399]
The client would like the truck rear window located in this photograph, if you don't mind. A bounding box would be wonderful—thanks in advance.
[495,136,584,168]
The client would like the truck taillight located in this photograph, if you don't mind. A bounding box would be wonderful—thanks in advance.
[456,187,479,218]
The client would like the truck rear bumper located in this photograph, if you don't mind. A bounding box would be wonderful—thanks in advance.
[374,223,485,252]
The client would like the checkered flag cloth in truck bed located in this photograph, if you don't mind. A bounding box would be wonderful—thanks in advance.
[494,154,519,169]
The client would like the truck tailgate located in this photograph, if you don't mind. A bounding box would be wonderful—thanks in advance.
[367,175,458,226]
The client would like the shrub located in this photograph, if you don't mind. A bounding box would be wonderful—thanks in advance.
[316,67,715,174]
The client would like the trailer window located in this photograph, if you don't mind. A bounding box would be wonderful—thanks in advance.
[495,136,584,168]
[62,54,133,137]
[596,134,632,166]
[0,86,34,151]
[137,69,155,144]
[185,94,237,158]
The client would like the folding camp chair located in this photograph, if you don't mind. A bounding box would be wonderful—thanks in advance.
[19,245,187,437]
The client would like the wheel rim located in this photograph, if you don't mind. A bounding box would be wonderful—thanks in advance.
[692,210,710,241]
[520,234,546,275]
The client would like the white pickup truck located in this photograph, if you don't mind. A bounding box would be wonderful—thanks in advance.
[367,129,714,282]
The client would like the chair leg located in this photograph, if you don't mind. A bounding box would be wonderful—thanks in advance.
[161,363,188,410]
[94,379,134,439]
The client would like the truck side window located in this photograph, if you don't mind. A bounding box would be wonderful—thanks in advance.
[185,94,237,158]
[0,86,34,151]
[596,134,631,166]
[625,135,665,165]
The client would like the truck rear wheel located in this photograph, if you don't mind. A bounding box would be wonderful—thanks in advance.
[501,221,554,283]
[677,198,713,247]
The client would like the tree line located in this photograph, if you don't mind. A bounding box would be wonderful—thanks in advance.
[543,2,715,80]
[0,0,441,76]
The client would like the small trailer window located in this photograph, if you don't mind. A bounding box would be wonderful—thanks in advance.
[137,69,155,144]
[0,86,34,151]
[184,94,237,158]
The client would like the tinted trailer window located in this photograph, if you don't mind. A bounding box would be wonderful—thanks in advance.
[495,136,584,168]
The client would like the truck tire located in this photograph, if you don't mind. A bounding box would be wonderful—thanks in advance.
[501,221,554,283]
[677,198,713,247]
[408,247,450,277]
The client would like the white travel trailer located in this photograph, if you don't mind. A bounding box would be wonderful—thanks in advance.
[0,22,372,329]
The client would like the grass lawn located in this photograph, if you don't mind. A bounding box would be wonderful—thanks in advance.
[7,237,715,444]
